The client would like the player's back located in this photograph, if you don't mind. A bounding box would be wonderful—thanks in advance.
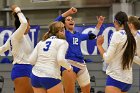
[36,36,65,67]
[32,36,66,78]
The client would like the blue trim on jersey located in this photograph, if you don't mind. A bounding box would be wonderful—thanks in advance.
[49,36,57,39]
[106,75,132,92]
[11,64,32,81]
[137,31,140,36]
[120,30,126,35]
[120,32,125,35]
[31,73,61,89]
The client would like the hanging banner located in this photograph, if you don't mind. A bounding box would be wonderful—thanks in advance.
[74,24,115,55]
[0,24,115,56]
[0,25,40,56]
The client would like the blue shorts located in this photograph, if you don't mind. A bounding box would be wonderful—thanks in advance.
[106,75,132,92]
[11,64,33,81]
[61,65,81,75]
[31,73,61,89]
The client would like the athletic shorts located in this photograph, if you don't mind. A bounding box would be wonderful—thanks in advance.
[106,75,132,92]
[61,65,81,74]
[61,60,90,87]
[31,73,61,89]
[11,64,32,81]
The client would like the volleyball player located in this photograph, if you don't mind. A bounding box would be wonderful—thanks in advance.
[128,16,140,57]
[55,7,105,93]
[97,11,138,93]
[0,5,33,93]
[29,21,72,93]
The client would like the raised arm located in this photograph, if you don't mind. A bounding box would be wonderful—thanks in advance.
[11,5,28,40]
[57,41,72,70]
[92,16,105,35]
[80,16,105,41]
[55,7,77,21]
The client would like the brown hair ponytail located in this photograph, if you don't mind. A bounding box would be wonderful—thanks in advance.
[115,11,136,70]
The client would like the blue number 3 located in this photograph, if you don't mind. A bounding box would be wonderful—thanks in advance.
[43,41,51,51]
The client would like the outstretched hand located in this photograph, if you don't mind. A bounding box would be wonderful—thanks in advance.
[96,16,105,29]
[67,7,77,15]
[97,16,105,24]
[70,7,77,14]
[62,7,77,17]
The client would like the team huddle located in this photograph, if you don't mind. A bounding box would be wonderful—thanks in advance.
[0,4,140,93]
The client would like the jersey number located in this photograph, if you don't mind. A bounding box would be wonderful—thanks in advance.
[43,41,51,51]
[73,38,78,45]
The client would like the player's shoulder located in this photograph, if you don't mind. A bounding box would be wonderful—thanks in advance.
[110,30,126,42]
[118,30,125,35]
[55,39,67,46]
[55,38,67,43]
[38,40,44,44]
[113,30,125,37]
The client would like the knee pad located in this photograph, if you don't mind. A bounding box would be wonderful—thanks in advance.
[77,67,90,87]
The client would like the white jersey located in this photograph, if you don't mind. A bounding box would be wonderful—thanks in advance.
[0,12,32,64]
[29,36,71,79]
[133,30,140,65]
[104,30,140,84]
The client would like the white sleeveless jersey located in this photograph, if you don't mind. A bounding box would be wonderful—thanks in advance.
[0,12,32,64]
[29,36,71,79]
